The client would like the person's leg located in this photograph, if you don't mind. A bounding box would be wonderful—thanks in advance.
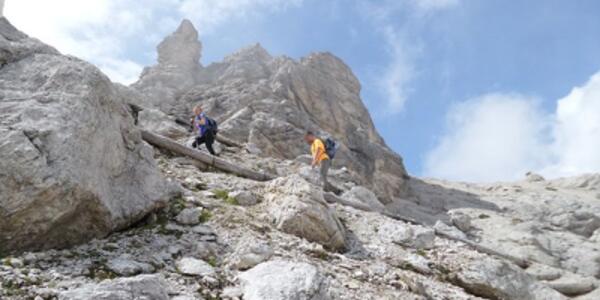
[193,135,206,149]
[204,130,217,156]
[320,159,332,191]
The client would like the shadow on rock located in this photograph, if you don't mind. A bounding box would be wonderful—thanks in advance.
[386,178,501,226]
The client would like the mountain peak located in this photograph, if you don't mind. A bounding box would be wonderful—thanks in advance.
[225,42,272,63]
[157,19,202,67]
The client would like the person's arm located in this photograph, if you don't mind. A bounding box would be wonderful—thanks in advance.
[198,116,207,126]
[312,147,324,168]
[189,117,196,132]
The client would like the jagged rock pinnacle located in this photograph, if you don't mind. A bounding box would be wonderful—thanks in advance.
[132,19,203,113]
[157,19,202,68]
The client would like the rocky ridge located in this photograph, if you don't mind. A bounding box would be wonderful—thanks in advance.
[130,20,409,203]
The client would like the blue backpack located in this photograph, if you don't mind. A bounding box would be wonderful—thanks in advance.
[205,117,218,133]
[323,137,338,159]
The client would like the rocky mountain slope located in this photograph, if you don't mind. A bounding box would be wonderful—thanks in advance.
[1,17,599,300]
[130,20,409,203]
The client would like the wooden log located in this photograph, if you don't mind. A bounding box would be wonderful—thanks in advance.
[324,192,530,268]
[141,130,274,182]
[174,117,243,148]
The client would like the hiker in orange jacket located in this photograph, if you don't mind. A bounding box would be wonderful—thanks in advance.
[304,131,333,191]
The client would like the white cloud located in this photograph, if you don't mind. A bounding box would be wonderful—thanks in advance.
[98,58,145,86]
[424,71,600,182]
[3,0,302,84]
[423,94,550,181]
[359,0,460,113]
[380,26,419,113]
[4,0,173,84]
[544,72,600,176]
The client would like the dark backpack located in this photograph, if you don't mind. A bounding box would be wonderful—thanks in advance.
[205,117,218,134]
[323,137,338,159]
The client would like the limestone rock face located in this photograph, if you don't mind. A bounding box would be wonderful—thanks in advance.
[264,175,348,251]
[131,19,202,112]
[131,20,410,202]
[157,20,201,68]
[453,257,566,300]
[115,84,188,139]
[0,18,175,253]
[239,260,330,300]
[413,176,600,279]
[341,186,385,212]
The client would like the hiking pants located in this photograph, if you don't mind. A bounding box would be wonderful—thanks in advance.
[193,130,216,155]
[320,159,332,191]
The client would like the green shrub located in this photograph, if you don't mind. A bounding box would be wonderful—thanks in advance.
[206,256,218,267]
[224,196,239,205]
[213,189,239,205]
[213,189,229,200]
[199,210,212,223]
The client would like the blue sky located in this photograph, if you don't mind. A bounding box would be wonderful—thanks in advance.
[5,0,600,181]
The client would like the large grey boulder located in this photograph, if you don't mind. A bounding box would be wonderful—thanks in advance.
[453,257,566,300]
[238,260,330,300]
[546,276,597,297]
[341,186,385,212]
[0,18,175,253]
[131,20,410,203]
[58,274,169,300]
[264,175,348,251]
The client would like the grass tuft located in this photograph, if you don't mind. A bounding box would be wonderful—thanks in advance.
[213,189,229,200]
[213,189,239,205]
[199,210,213,223]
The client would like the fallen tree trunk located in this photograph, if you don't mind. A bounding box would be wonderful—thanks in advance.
[324,192,530,268]
[141,130,274,182]
[174,117,243,148]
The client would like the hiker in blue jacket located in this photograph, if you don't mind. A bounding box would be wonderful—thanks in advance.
[190,105,218,156]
